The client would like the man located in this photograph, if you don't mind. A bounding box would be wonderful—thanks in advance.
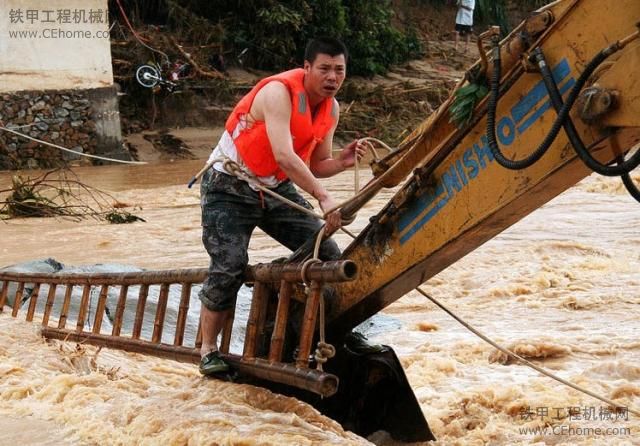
[454,0,475,53]
[198,37,365,375]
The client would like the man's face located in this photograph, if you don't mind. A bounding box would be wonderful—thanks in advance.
[303,53,346,102]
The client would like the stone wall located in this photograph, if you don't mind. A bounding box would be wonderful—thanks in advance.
[0,86,127,170]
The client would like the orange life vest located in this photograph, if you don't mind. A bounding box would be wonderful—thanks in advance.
[224,68,337,181]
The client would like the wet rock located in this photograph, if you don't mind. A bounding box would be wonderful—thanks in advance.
[35,121,49,132]
[54,107,69,118]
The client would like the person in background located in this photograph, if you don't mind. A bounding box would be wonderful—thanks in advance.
[454,0,476,53]
[197,37,366,375]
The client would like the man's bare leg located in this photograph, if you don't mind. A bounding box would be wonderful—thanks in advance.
[200,305,230,357]
[464,33,470,53]
[454,31,460,51]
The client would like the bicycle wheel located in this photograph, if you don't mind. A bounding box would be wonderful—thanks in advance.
[135,64,161,88]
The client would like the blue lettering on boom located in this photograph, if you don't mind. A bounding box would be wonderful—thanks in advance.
[397,58,574,245]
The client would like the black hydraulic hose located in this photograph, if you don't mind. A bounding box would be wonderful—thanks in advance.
[487,43,557,170]
[487,38,640,173]
[533,47,640,177]
[618,157,640,203]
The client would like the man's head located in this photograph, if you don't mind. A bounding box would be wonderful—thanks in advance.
[303,37,347,104]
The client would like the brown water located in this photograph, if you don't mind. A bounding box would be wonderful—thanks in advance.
[0,159,638,445]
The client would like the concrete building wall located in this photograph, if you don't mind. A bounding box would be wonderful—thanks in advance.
[0,0,129,167]
[0,0,113,91]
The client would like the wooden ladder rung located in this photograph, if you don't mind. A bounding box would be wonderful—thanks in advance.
[243,282,269,359]
[296,281,322,368]
[112,285,128,336]
[132,284,149,340]
[220,306,235,354]
[151,284,170,343]
[11,282,25,317]
[42,284,57,326]
[0,280,9,310]
[58,285,74,329]
[92,285,109,334]
[174,283,191,346]
[269,281,293,363]
[26,283,41,322]
[76,285,92,332]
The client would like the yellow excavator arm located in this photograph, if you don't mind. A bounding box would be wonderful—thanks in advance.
[328,0,640,336]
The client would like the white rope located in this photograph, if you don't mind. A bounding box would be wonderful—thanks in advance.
[0,126,147,165]
[414,286,640,417]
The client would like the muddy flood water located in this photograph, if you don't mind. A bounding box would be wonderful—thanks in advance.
[0,158,638,445]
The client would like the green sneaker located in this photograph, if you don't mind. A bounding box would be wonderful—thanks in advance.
[199,350,230,376]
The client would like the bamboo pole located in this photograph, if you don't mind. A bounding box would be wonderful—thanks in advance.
[0,261,356,288]
[174,283,191,346]
[112,285,128,336]
[0,268,207,286]
[26,283,40,322]
[152,283,170,343]
[42,327,339,397]
[246,260,357,283]
[42,284,57,326]
[296,281,322,368]
[58,285,73,329]
[0,280,8,310]
[243,281,269,359]
[92,285,109,334]
[195,314,202,349]
[220,306,235,354]
[12,282,24,317]
[76,285,91,332]
[132,284,149,340]
[269,281,293,363]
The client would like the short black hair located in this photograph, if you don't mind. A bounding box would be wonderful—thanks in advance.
[304,37,348,64]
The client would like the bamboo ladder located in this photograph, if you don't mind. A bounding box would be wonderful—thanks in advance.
[0,260,356,397]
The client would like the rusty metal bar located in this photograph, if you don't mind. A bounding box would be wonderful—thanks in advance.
[243,281,269,359]
[58,285,73,329]
[0,281,8,310]
[246,260,357,283]
[42,284,57,326]
[93,285,109,334]
[76,285,91,332]
[132,284,149,340]
[297,280,322,368]
[26,283,40,322]
[174,283,191,346]
[269,281,293,363]
[41,327,339,397]
[12,282,24,317]
[152,283,170,343]
[112,285,128,336]
[220,306,235,354]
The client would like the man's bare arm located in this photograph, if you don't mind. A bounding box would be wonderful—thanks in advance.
[311,100,367,179]
[257,82,330,200]
[310,100,344,178]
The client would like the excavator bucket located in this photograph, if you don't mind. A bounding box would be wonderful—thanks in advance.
[316,338,435,442]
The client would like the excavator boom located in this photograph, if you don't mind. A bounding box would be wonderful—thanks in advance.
[329,0,640,335]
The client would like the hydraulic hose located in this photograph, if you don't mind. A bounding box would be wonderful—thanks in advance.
[532,47,640,177]
[486,42,557,169]
[487,37,640,173]
[619,157,640,202]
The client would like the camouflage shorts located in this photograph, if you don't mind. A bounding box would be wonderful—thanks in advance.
[198,169,341,312]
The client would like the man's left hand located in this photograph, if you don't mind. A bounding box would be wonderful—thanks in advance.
[338,139,367,169]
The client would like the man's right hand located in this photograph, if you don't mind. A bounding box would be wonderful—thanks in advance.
[318,195,342,234]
